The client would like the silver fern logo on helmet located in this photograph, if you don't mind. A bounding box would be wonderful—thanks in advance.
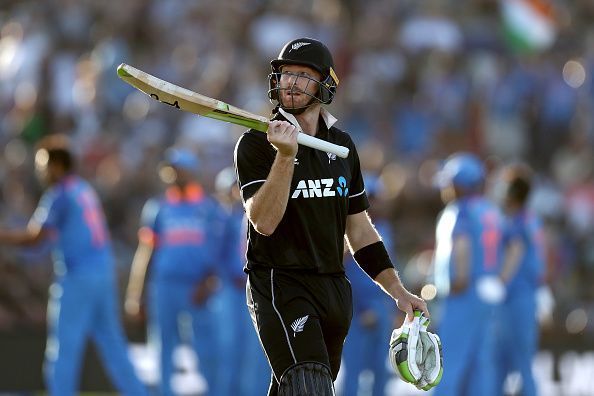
[291,42,311,51]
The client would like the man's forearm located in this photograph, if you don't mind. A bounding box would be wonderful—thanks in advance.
[126,243,153,302]
[345,212,381,253]
[246,153,295,235]
[374,268,407,300]
[375,266,430,320]
[0,228,42,246]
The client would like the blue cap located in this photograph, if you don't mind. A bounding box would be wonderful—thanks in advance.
[434,152,485,189]
[165,148,199,171]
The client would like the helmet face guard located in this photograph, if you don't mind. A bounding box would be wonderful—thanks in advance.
[268,38,339,112]
[267,71,336,113]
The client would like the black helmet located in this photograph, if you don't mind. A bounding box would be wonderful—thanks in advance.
[268,37,339,105]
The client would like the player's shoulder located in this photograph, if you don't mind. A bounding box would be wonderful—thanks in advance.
[235,128,274,159]
[440,202,460,218]
[328,125,356,149]
[49,176,81,199]
[64,175,97,196]
[140,197,163,221]
[475,196,502,215]
[235,129,265,153]
[144,196,164,211]
[465,196,503,222]
[40,185,62,204]
[238,128,268,144]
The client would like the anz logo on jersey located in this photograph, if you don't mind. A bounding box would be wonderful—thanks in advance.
[291,176,349,199]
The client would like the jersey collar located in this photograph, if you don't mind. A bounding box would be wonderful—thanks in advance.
[58,174,78,190]
[166,182,204,204]
[278,107,338,132]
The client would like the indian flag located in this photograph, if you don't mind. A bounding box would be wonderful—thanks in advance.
[501,0,556,53]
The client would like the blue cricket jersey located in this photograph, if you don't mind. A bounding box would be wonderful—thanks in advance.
[504,210,545,297]
[32,175,113,277]
[140,184,223,282]
[434,195,504,298]
[217,204,247,282]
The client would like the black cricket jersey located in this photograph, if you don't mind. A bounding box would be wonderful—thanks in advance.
[234,108,369,274]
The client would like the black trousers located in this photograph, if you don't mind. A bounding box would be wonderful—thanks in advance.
[246,267,353,395]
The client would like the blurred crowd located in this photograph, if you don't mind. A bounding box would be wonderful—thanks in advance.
[1,0,593,365]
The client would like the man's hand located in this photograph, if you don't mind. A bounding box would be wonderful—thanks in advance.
[0,226,46,246]
[192,275,220,306]
[392,286,429,322]
[124,297,140,316]
[267,120,298,158]
[124,296,145,324]
[244,121,297,236]
[374,268,430,322]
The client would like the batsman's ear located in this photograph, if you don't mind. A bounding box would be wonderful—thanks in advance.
[319,67,339,104]
[268,72,280,101]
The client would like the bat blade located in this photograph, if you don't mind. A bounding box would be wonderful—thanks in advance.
[117,63,349,158]
[117,63,269,132]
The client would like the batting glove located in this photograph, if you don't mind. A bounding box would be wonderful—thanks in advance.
[389,311,443,391]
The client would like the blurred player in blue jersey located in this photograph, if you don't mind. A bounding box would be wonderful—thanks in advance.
[432,152,505,396]
[0,134,148,396]
[496,164,544,396]
[341,175,396,396]
[125,148,224,396]
[212,166,270,396]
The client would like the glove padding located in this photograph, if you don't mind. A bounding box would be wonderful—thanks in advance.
[389,311,443,391]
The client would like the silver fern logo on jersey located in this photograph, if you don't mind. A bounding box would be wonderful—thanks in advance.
[291,315,309,337]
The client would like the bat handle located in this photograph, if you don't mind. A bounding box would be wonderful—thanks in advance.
[296,132,350,158]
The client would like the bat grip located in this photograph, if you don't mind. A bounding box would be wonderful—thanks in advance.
[296,132,350,158]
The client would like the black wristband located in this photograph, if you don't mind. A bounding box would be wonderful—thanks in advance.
[353,241,395,280]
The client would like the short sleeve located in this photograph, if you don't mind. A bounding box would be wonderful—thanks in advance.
[31,189,65,231]
[138,198,160,245]
[346,140,369,214]
[451,211,471,238]
[234,131,275,202]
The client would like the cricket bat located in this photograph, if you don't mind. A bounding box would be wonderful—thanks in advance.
[117,64,350,158]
